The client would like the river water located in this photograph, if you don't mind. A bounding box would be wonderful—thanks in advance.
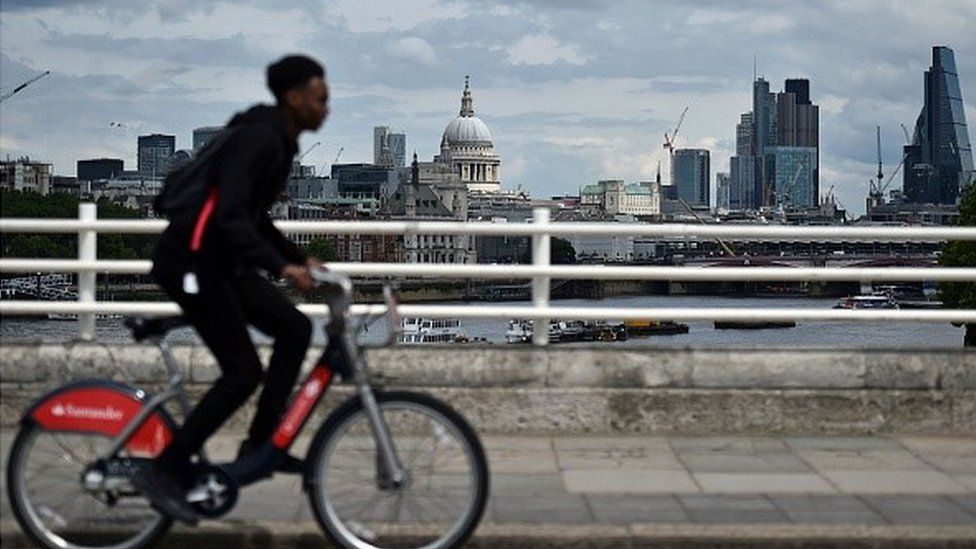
[0,295,965,349]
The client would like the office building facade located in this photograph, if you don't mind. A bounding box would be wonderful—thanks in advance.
[764,146,818,208]
[903,46,975,204]
[672,149,710,207]
[716,172,730,211]
[137,134,175,177]
[77,158,124,181]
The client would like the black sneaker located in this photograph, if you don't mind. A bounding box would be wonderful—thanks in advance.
[237,439,305,474]
[131,463,199,525]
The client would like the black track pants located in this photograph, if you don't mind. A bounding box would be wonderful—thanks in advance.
[153,266,312,476]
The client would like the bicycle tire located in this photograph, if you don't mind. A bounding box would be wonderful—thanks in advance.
[7,421,173,549]
[305,391,489,549]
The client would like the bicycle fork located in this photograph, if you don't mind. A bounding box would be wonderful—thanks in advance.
[345,333,406,489]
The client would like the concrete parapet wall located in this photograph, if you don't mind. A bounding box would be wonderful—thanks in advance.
[1,344,973,434]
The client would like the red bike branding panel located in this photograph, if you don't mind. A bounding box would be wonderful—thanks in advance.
[273,365,333,449]
[31,387,173,457]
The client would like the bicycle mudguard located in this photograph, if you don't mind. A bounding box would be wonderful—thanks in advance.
[22,379,176,458]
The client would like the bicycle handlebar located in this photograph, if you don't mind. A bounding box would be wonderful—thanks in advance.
[309,266,352,293]
[309,266,401,347]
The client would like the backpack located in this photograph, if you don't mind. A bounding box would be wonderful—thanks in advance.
[152,127,239,217]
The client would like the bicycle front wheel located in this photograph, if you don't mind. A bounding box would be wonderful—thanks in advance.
[306,391,489,549]
[6,422,172,549]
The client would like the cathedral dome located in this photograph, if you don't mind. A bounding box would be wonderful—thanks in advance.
[441,76,493,145]
[442,116,492,144]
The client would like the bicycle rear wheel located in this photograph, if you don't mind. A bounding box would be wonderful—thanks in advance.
[7,422,172,549]
[306,391,489,549]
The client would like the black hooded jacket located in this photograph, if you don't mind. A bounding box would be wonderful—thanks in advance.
[153,105,307,279]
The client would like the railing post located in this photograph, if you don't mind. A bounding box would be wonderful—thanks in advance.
[78,203,97,341]
[531,208,550,346]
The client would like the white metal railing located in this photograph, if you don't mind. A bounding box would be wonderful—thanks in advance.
[2,204,976,345]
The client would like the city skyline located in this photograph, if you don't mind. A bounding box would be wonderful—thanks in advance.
[1,1,975,215]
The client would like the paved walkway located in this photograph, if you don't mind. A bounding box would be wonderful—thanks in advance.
[2,433,974,546]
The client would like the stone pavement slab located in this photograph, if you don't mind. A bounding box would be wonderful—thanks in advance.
[862,495,976,525]
[693,473,834,493]
[2,432,975,537]
[585,494,688,524]
[954,474,976,491]
[678,494,788,524]
[563,470,699,494]
[678,451,813,473]
[769,495,888,525]
[820,470,969,495]
[491,495,592,524]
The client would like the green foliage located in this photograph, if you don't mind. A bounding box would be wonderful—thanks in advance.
[0,189,155,259]
[1,189,77,257]
[551,237,577,265]
[304,237,340,262]
[939,183,976,309]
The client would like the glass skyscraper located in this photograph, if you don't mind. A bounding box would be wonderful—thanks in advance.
[765,146,818,208]
[137,134,175,178]
[903,46,975,204]
[672,149,710,207]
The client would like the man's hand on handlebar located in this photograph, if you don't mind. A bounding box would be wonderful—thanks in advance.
[281,263,314,291]
[306,256,323,271]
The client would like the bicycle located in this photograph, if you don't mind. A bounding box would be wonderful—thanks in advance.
[7,269,490,549]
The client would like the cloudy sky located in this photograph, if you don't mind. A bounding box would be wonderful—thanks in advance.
[1,0,975,215]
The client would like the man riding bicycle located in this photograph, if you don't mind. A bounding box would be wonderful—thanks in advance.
[135,55,330,524]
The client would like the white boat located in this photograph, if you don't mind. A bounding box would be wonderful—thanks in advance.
[832,294,899,310]
[398,318,468,344]
[505,320,532,344]
[505,319,561,344]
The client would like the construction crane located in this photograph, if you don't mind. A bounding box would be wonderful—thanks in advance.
[319,147,345,175]
[867,126,885,209]
[822,184,852,222]
[676,198,736,257]
[866,125,917,212]
[298,141,321,161]
[661,106,689,193]
[662,106,689,157]
[0,71,50,105]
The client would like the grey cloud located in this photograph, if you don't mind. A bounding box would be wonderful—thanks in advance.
[41,30,266,67]
[2,0,975,213]
[0,0,100,11]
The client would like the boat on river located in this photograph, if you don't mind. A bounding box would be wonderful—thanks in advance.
[833,294,899,310]
[624,319,690,336]
[399,318,468,344]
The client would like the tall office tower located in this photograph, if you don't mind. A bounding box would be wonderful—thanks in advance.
[716,172,730,211]
[903,46,975,204]
[729,112,756,210]
[672,149,710,207]
[729,155,756,210]
[387,132,406,167]
[137,134,175,177]
[193,126,222,152]
[736,112,754,156]
[751,78,778,207]
[373,126,389,165]
[775,79,820,206]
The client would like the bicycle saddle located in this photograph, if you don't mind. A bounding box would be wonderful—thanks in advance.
[124,315,190,341]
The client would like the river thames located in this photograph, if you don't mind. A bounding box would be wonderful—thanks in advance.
[0,295,965,349]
